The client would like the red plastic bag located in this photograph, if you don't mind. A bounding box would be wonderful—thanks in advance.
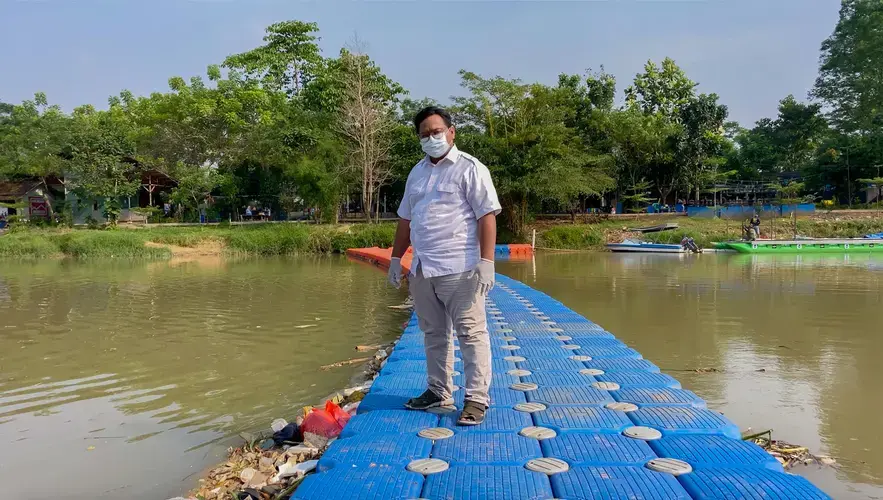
[301,401,351,441]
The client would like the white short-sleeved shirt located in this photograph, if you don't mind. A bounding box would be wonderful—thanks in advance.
[397,145,502,278]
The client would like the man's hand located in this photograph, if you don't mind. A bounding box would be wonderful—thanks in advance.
[476,258,495,296]
[388,257,403,289]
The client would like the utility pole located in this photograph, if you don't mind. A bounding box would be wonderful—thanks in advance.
[847,147,852,208]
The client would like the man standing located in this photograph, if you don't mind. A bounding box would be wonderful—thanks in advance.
[750,213,761,239]
[387,106,501,426]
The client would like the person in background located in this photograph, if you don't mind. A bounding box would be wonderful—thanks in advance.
[387,106,501,426]
[750,213,761,239]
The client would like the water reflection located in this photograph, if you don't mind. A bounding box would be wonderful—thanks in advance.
[499,252,883,499]
[0,258,407,499]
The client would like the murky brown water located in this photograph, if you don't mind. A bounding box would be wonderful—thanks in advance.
[499,253,883,499]
[0,257,408,499]
[1,253,882,499]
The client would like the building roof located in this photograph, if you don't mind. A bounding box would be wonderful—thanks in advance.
[0,179,41,200]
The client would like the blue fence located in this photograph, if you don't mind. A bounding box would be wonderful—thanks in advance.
[686,204,815,219]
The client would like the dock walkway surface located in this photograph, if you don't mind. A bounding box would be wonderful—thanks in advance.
[293,248,830,499]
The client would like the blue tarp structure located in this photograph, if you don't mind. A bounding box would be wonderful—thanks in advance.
[686,204,815,219]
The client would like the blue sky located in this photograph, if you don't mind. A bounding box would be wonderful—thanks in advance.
[1,0,841,127]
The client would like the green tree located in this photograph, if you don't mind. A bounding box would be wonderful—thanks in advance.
[625,58,697,118]
[773,95,829,172]
[167,162,228,220]
[733,119,779,179]
[287,133,346,222]
[773,180,806,204]
[453,72,613,237]
[677,93,729,200]
[0,93,70,217]
[813,0,883,135]
[622,58,725,203]
[608,109,678,209]
[858,177,883,209]
[65,106,141,225]
[223,21,323,96]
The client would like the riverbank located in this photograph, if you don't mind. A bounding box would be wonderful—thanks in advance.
[3,212,883,259]
[537,213,883,250]
[0,223,397,259]
[186,342,396,500]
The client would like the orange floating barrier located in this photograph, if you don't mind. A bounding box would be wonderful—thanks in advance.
[346,247,413,274]
[347,243,533,274]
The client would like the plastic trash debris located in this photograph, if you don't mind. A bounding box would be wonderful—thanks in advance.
[240,467,258,483]
[274,462,297,481]
[236,488,262,500]
[246,471,268,489]
[275,459,319,482]
[272,422,301,445]
[342,401,360,415]
[285,444,319,458]
[271,418,288,433]
[259,438,275,450]
[293,459,318,475]
[342,383,371,397]
[259,456,276,471]
[261,484,283,496]
[301,400,351,447]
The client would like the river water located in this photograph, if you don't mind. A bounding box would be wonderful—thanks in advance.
[1,253,882,499]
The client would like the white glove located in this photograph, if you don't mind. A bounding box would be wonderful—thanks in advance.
[388,257,403,289]
[476,258,495,296]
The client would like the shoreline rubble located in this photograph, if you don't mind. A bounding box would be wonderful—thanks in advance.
[174,337,397,500]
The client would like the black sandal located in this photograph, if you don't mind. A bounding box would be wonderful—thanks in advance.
[457,400,487,426]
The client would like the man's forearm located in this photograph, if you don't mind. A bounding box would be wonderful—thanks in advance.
[392,219,411,259]
[478,214,497,261]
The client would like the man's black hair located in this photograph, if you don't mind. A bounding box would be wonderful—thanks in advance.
[413,106,453,132]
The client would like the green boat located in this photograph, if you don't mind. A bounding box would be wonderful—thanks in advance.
[716,239,883,254]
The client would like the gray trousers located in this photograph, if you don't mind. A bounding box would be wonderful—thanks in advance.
[410,267,492,406]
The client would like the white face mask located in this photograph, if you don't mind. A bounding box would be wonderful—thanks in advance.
[420,131,451,158]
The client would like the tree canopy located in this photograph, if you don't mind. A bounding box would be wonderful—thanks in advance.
[3,6,883,230]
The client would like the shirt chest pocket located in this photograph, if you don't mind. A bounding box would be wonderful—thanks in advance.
[434,182,462,203]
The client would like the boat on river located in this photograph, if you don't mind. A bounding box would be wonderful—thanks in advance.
[630,222,679,233]
[716,238,883,254]
[607,239,691,253]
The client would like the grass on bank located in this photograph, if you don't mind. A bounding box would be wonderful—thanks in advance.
[0,232,62,259]
[0,223,398,259]
[4,214,883,259]
[538,215,883,250]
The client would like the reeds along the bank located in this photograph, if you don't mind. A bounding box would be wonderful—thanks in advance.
[4,215,883,259]
[0,223,399,259]
[539,225,605,249]
[0,232,61,258]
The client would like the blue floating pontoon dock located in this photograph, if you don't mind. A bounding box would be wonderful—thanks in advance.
[294,274,830,499]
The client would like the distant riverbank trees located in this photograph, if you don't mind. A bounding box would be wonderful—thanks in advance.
[2,1,883,234]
